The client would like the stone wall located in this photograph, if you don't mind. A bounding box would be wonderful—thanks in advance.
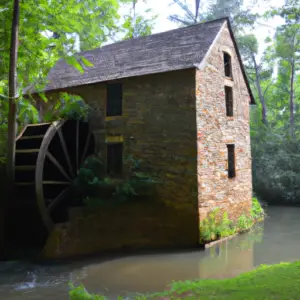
[43,69,199,257]
[43,202,198,259]
[196,22,252,222]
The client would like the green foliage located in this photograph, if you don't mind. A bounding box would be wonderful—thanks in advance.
[43,93,91,122]
[121,0,157,40]
[199,198,264,244]
[237,214,253,232]
[251,197,264,220]
[69,284,106,300]
[71,155,160,207]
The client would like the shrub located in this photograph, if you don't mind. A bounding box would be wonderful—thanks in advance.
[199,197,264,244]
[70,155,160,206]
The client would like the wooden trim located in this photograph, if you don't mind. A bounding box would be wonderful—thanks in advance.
[105,135,124,143]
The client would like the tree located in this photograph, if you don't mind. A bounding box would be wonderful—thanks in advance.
[168,0,202,26]
[6,0,19,192]
[122,0,157,40]
[238,34,274,124]
[268,0,300,138]
[204,0,260,34]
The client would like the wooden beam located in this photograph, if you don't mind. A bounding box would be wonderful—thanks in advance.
[46,151,71,181]
[19,135,44,140]
[76,120,79,173]
[15,165,35,171]
[57,127,75,178]
[80,131,91,167]
[46,187,70,213]
[16,182,34,186]
[42,181,69,185]
[15,149,39,153]
[26,122,51,127]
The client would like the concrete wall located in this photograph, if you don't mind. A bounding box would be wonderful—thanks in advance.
[196,22,252,221]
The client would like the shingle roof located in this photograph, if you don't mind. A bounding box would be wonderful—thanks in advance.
[25,17,255,104]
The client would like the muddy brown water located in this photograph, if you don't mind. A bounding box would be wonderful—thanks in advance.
[0,206,299,299]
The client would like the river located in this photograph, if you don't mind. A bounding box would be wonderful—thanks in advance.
[0,206,299,299]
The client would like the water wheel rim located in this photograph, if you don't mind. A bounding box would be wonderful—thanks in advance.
[35,119,95,232]
[35,120,67,232]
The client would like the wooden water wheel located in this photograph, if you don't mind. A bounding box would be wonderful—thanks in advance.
[14,119,95,233]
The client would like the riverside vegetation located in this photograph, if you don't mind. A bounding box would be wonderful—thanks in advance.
[69,261,300,299]
[69,198,266,299]
[199,197,265,244]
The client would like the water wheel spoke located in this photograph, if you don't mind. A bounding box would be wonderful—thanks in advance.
[57,127,75,178]
[76,120,79,172]
[46,151,71,181]
[80,131,91,167]
[14,119,95,233]
[46,187,70,213]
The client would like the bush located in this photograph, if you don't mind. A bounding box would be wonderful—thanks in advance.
[199,197,264,244]
[70,155,160,207]
[251,125,300,205]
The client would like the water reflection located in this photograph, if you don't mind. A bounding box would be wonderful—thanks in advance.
[0,207,299,299]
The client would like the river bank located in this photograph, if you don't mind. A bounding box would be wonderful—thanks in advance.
[0,206,299,299]
[70,260,300,299]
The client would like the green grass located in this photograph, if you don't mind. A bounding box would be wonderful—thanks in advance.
[70,261,300,299]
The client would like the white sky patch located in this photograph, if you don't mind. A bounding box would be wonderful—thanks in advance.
[134,0,285,62]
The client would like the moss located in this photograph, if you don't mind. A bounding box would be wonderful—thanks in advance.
[69,261,300,299]
[199,197,265,244]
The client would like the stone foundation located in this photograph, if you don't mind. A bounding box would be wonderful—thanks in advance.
[43,201,199,259]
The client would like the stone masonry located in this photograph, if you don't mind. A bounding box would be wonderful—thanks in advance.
[40,21,252,258]
[196,22,252,221]
[42,69,200,257]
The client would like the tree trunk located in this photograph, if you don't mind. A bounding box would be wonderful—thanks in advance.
[252,54,267,125]
[195,0,201,22]
[132,0,137,38]
[6,0,20,193]
[289,57,295,139]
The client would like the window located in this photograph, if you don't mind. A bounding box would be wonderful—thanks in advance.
[225,86,233,117]
[106,83,122,117]
[223,52,232,78]
[227,144,236,178]
[106,143,123,175]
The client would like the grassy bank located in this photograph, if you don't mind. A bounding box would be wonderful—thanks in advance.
[69,261,300,299]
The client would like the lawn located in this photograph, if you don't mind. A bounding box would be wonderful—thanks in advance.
[70,260,300,299]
